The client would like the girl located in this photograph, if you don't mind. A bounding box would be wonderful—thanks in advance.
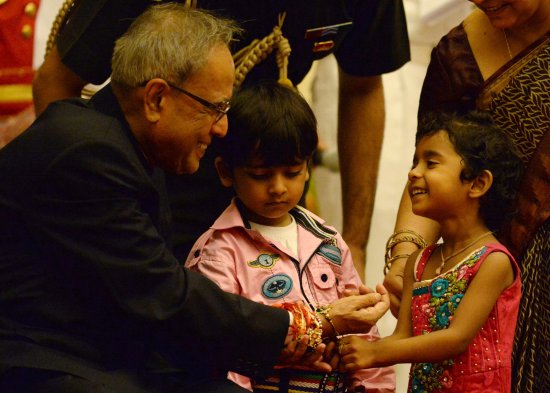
[185,80,394,392]
[339,111,523,392]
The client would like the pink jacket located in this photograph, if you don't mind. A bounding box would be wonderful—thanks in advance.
[185,199,395,392]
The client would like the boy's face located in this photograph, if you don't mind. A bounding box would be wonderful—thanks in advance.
[407,130,472,221]
[227,159,310,226]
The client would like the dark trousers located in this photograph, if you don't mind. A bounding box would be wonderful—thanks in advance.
[0,368,249,393]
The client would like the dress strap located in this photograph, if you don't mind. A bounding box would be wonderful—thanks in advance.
[414,245,438,282]
[470,243,521,279]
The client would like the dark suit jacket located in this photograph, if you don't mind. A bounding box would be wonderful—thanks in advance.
[0,85,288,384]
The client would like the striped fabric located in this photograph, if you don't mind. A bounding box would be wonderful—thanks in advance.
[252,369,347,393]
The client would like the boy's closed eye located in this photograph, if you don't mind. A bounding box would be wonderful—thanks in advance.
[247,171,270,180]
[285,169,304,178]
[245,165,306,180]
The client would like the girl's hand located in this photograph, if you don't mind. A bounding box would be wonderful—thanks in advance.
[329,284,390,334]
[338,335,376,372]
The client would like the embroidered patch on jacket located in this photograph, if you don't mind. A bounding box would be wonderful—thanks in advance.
[262,274,292,299]
[316,243,342,265]
[248,253,280,269]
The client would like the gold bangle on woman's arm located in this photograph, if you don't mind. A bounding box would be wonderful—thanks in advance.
[385,229,428,253]
[384,229,427,275]
[384,253,410,275]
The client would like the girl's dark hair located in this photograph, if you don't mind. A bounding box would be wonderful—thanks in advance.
[417,111,523,231]
[215,79,318,168]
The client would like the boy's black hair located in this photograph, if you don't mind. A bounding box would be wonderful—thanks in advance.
[417,111,523,231]
[215,79,318,168]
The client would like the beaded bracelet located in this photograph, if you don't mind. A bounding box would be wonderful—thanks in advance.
[276,302,323,350]
[316,305,340,337]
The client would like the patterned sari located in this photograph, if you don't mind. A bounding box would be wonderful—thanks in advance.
[419,27,549,393]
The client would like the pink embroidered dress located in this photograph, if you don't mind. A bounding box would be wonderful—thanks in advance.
[409,243,521,393]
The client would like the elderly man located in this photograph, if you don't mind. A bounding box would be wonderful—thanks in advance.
[0,4,388,392]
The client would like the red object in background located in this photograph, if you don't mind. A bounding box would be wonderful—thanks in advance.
[0,0,40,115]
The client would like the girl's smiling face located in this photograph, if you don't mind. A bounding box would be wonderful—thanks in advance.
[408,130,472,221]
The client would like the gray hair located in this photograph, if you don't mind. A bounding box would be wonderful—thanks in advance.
[111,3,240,88]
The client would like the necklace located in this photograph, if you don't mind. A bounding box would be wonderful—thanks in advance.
[436,231,493,275]
[502,29,513,59]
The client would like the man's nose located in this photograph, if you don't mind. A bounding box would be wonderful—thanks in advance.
[211,115,228,138]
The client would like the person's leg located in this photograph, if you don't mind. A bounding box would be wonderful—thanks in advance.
[194,379,249,393]
[151,372,249,393]
[0,368,108,393]
[1,367,249,393]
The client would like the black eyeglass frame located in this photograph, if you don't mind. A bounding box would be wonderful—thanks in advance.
[166,82,230,123]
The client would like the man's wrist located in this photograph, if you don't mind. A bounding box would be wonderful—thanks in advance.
[316,305,340,338]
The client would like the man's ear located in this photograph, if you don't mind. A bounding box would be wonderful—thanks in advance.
[214,157,234,188]
[469,169,493,199]
[143,79,168,122]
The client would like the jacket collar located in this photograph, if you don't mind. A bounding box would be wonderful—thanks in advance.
[89,84,152,172]
[212,198,337,243]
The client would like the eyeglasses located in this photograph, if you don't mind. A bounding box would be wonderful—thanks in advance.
[167,82,230,123]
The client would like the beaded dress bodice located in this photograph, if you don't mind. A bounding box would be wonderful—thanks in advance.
[408,243,520,392]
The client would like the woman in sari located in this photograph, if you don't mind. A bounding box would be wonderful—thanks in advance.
[383,1,549,391]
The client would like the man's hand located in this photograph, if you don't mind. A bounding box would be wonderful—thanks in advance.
[329,284,389,334]
[278,336,332,372]
[342,284,375,297]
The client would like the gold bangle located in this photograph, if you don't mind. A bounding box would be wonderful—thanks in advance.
[385,229,427,254]
[384,229,427,275]
[384,253,410,275]
[385,234,425,253]
[387,229,427,245]
[393,228,427,241]
[307,312,323,350]
[316,305,340,337]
